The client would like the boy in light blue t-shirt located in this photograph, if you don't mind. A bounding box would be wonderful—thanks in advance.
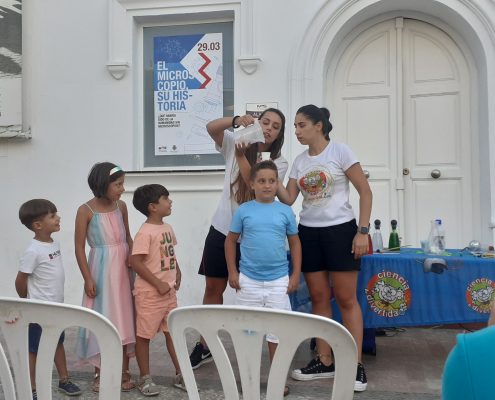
[225,160,302,395]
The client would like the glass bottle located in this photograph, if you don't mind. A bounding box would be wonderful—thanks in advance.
[367,233,373,254]
[388,219,400,251]
[372,219,384,252]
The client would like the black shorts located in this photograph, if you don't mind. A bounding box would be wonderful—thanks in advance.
[198,226,240,278]
[28,323,65,354]
[299,219,361,273]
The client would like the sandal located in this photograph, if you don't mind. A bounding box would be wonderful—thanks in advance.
[121,370,136,392]
[91,373,100,393]
[138,375,160,396]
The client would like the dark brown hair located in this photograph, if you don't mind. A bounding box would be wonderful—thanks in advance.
[250,160,278,180]
[296,104,333,140]
[87,162,125,198]
[132,184,170,217]
[231,108,286,204]
[19,199,57,230]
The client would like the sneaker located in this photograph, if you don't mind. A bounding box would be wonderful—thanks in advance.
[138,375,160,397]
[354,363,368,392]
[291,357,335,381]
[173,373,187,392]
[58,378,82,396]
[32,390,37,400]
[189,341,212,369]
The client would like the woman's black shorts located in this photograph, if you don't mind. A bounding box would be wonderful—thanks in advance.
[299,219,361,273]
[198,226,240,278]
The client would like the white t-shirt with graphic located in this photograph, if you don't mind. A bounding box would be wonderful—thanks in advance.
[289,140,358,227]
[211,130,289,236]
[19,239,65,302]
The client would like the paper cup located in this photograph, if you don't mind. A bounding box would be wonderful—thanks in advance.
[261,152,271,161]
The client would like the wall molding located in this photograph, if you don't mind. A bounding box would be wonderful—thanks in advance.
[107,0,260,79]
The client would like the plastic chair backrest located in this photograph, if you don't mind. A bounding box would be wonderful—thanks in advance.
[168,305,357,400]
[0,297,122,400]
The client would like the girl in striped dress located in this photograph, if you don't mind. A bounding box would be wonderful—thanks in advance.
[75,162,136,392]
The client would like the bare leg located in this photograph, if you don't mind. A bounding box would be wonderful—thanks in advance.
[199,277,227,346]
[304,271,333,365]
[331,271,363,362]
[268,341,289,395]
[53,343,69,379]
[121,345,135,390]
[29,352,37,391]
[267,341,278,363]
[135,336,151,377]
[202,276,228,305]
[122,345,130,372]
[165,331,181,374]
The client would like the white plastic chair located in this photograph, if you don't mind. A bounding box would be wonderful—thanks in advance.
[0,297,122,399]
[168,305,357,400]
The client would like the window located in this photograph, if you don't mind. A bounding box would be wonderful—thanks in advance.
[142,22,234,169]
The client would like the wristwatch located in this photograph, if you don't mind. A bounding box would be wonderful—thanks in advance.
[357,226,369,235]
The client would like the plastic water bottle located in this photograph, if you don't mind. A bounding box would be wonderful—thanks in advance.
[372,219,384,252]
[435,219,446,252]
[388,220,400,251]
[428,219,445,254]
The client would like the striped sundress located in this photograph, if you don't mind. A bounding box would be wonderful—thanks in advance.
[77,202,135,367]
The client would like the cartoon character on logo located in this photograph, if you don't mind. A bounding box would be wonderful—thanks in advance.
[375,281,404,303]
[365,272,411,317]
[299,171,328,196]
[466,278,495,313]
[298,167,334,206]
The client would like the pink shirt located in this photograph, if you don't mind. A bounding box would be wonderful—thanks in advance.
[132,222,178,292]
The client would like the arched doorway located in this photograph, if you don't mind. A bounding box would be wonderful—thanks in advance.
[328,18,476,247]
[288,0,495,246]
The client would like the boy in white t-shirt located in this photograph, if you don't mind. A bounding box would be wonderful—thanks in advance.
[15,199,81,400]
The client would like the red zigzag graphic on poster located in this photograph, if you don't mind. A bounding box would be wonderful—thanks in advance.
[198,52,211,89]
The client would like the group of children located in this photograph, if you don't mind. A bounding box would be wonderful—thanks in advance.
[16,159,298,398]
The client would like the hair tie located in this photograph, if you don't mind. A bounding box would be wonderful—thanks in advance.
[109,166,122,175]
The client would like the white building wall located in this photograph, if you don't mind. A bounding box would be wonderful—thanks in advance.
[1,0,495,307]
[0,0,324,305]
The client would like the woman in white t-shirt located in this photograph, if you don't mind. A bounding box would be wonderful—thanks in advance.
[277,104,372,392]
[189,109,289,369]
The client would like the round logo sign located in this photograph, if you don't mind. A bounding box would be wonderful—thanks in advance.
[466,278,495,313]
[365,271,411,317]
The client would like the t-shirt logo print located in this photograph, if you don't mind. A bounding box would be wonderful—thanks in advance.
[48,250,61,260]
[298,167,334,206]
[159,231,176,271]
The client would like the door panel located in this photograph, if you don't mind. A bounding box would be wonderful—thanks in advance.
[330,18,474,247]
[412,180,462,246]
[345,97,391,178]
[403,20,472,247]
[332,20,398,238]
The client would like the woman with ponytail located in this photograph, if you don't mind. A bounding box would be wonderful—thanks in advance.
[277,104,372,392]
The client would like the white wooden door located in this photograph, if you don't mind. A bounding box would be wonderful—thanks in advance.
[329,18,475,248]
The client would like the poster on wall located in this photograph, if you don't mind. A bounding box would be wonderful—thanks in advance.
[153,33,223,156]
[0,0,22,127]
[246,102,279,119]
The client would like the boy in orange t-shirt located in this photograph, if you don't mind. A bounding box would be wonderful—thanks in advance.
[131,184,184,396]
